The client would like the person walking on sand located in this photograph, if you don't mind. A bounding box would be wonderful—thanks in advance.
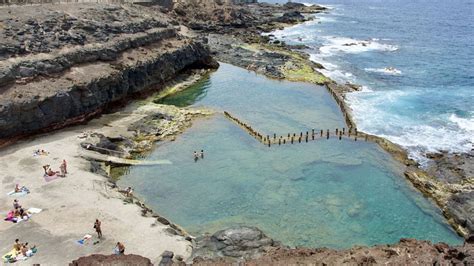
[94,219,102,239]
[200,149,204,159]
[59,163,66,177]
[61,159,68,174]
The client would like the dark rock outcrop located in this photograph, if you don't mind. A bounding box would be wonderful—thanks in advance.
[0,4,218,145]
[159,250,174,266]
[276,11,305,23]
[447,191,474,233]
[0,40,216,143]
[192,226,278,260]
[70,254,152,266]
[191,231,474,265]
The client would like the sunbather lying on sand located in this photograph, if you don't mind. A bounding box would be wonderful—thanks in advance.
[3,239,37,263]
[33,149,49,156]
[46,168,59,177]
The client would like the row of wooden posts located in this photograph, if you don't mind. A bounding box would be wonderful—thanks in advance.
[223,111,369,147]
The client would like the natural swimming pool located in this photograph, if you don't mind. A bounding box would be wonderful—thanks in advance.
[119,63,462,248]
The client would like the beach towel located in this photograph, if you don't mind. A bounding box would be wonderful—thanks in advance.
[7,190,28,197]
[4,208,40,223]
[7,187,30,197]
[27,208,42,214]
[44,174,59,182]
[2,249,19,263]
[77,234,92,245]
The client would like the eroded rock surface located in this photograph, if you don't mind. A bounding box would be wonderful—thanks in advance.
[191,229,474,265]
[70,254,153,266]
[0,4,217,144]
[192,226,278,260]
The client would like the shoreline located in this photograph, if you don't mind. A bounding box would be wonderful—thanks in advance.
[181,3,473,238]
[0,70,214,264]
[0,1,471,264]
[269,25,473,239]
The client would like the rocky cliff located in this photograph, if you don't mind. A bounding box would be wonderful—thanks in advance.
[0,3,217,144]
[190,227,474,265]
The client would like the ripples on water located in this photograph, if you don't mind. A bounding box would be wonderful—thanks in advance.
[121,64,462,248]
[269,0,474,164]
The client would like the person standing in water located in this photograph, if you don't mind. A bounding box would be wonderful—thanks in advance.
[200,150,204,159]
[193,151,199,162]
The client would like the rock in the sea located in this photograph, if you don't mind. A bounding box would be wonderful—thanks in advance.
[70,254,152,266]
[276,11,305,23]
[192,226,277,260]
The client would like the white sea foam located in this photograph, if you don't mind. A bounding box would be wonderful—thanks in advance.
[449,114,474,137]
[365,67,402,75]
[308,54,355,83]
[347,90,474,165]
[319,36,398,56]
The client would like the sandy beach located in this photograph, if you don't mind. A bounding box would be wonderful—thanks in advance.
[0,101,208,264]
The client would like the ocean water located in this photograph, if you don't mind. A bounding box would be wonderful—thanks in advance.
[268,0,474,164]
[119,64,462,248]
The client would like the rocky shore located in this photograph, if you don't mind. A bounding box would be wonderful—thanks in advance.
[0,4,217,145]
[167,0,474,238]
[190,227,474,265]
[0,0,473,265]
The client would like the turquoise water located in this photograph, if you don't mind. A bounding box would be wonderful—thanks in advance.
[120,64,462,248]
[157,64,345,133]
[268,0,474,164]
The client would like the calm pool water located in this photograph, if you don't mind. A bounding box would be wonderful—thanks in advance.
[120,63,462,248]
